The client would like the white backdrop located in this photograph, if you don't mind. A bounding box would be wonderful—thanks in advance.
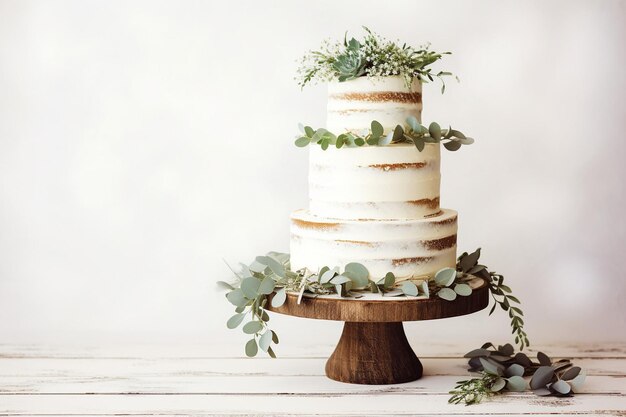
[1,0,625,354]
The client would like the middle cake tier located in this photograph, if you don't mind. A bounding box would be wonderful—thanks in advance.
[309,143,441,220]
[290,208,458,281]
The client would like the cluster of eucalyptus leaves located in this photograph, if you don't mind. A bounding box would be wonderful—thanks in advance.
[295,116,473,153]
[296,27,454,92]
[218,249,511,358]
[457,248,529,350]
[449,343,586,405]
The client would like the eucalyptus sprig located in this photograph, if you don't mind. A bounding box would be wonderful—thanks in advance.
[457,249,529,350]
[295,116,473,152]
[296,27,455,92]
[449,343,587,405]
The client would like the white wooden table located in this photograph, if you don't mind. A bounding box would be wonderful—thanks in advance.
[1,343,625,416]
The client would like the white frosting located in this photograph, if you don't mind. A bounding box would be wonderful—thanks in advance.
[309,143,441,220]
[327,76,422,133]
[290,209,458,281]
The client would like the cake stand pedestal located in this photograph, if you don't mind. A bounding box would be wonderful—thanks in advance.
[267,277,489,385]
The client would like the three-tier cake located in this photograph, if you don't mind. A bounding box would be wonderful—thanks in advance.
[290,76,458,282]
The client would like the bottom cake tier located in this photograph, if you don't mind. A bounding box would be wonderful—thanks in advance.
[289,209,458,281]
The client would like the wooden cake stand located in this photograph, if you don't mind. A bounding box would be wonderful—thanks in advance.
[267,277,489,385]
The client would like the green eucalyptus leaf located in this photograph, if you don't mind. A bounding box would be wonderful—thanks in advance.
[491,377,506,392]
[242,321,263,334]
[330,275,352,285]
[371,120,384,137]
[304,126,314,138]
[354,138,365,146]
[437,287,457,301]
[505,364,525,377]
[226,313,245,329]
[344,262,369,281]
[378,132,392,145]
[434,268,456,287]
[259,331,272,352]
[406,116,420,132]
[428,122,441,140]
[392,125,404,141]
[479,358,501,376]
[216,281,234,290]
[226,289,248,307]
[454,283,472,296]
[459,248,481,272]
[258,276,276,295]
[384,272,395,289]
[533,387,552,396]
[295,136,310,147]
[514,352,532,367]
[530,366,555,390]
[271,288,287,308]
[561,366,581,381]
[449,129,466,139]
[271,330,279,344]
[336,134,345,148]
[569,371,586,392]
[256,256,285,277]
[464,348,491,358]
[443,140,462,151]
[241,276,261,299]
[245,338,258,357]
[506,375,527,392]
[413,137,425,152]
[320,268,337,284]
[550,379,572,395]
[537,352,552,366]
[401,281,418,296]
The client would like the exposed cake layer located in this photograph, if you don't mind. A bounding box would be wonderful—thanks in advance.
[309,143,441,220]
[327,76,422,133]
[290,208,457,281]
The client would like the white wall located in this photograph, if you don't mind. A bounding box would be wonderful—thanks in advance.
[1,0,624,354]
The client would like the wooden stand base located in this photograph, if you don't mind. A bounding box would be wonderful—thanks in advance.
[325,322,422,385]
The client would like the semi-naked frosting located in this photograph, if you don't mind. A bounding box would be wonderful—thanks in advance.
[290,209,457,281]
[290,75,458,281]
[309,143,441,220]
[327,76,422,133]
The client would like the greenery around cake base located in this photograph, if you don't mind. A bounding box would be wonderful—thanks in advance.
[295,116,473,152]
[218,249,586,404]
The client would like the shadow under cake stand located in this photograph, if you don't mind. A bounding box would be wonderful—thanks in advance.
[267,276,489,385]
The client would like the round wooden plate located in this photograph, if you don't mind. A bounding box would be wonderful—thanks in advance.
[266,276,489,385]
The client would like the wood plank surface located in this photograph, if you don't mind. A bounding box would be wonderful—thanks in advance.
[0,344,624,416]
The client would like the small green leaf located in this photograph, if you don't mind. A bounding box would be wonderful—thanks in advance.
[304,126,314,138]
[226,289,248,307]
[505,364,525,377]
[336,134,345,148]
[330,275,352,285]
[429,122,441,140]
[437,287,457,301]
[245,338,258,357]
[401,281,418,296]
[259,331,272,352]
[537,352,552,366]
[413,137,425,151]
[464,348,491,358]
[371,120,384,137]
[258,276,276,295]
[216,281,234,290]
[506,375,527,391]
[479,358,501,376]
[406,116,420,132]
[561,366,581,381]
[267,345,276,358]
[242,321,263,334]
[241,277,261,299]
[344,262,369,281]
[551,379,571,395]
[378,132,392,145]
[449,129,466,139]
[226,313,245,329]
[530,366,555,390]
[271,330,279,344]
[354,138,365,146]
[384,272,395,289]
[434,268,456,287]
[295,137,310,147]
[392,125,404,141]
[271,288,287,308]
[320,268,337,284]
[454,283,472,296]
[443,140,462,151]
[491,377,506,392]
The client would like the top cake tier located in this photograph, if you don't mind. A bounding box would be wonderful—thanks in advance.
[327,76,422,133]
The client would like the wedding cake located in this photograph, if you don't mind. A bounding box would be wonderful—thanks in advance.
[290,76,458,282]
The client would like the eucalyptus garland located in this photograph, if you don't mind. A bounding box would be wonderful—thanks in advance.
[218,248,523,357]
[295,116,473,152]
[449,343,586,405]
